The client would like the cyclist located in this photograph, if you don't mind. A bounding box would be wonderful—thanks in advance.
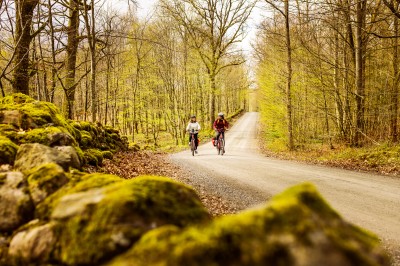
[186,115,201,153]
[213,112,229,146]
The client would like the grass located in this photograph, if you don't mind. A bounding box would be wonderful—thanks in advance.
[261,135,400,176]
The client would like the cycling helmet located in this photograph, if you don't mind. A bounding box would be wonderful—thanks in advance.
[191,115,196,118]
[218,112,224,117]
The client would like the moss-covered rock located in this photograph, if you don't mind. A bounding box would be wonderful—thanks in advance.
[36,173,122,220]
[8,221,57,265]
[109,183,389,266]
[0,172,34,233]
[102,151,113,160]
[51,176,210,265]
[17,126,76,147]
[14,143,81,172]
[84,148,104,166]
[26,163,69,206]
[0,124,18,142]
[0,136,18,165]
[0,94,129,166]
[80,130,92,148]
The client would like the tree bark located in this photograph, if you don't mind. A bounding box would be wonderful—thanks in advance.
[12,0,40,95]
[391,14,399,142]
[353,0,367,146]
[65,0,80,119]
[284,0,294,150]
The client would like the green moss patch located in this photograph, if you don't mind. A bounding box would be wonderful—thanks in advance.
[109,183,389,266]
[84,148,104,166]
[0,136,19,164]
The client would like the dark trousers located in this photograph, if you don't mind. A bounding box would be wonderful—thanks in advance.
[215,131,225,142]
[189,133,199,148]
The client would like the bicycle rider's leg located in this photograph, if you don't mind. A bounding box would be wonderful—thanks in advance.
[216,132,222,145]
[194,133,199,149]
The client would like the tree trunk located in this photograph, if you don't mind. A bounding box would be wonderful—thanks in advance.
[284,0,294,150]
[12,0,39,95]
[210,72,216,129]
[353,0,366,146]
[391,15,399,143]
[65,0,80,119]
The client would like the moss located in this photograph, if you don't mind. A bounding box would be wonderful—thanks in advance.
[110,183,389,266]
[80,130,92,148]
[74,146,85,165]
[0,93,34,105]
[36,173,122,220]
[102,151,113,160]
[26,163,69,205]
[17,126,65,145]
[54,176,209,266]
[84,148,104,166]
[0,124,18,141]
[0,136,19,164]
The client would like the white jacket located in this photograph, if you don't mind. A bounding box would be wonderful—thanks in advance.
[186,122,201,133]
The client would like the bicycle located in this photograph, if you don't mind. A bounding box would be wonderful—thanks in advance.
[189,129,196,156]
[215,130,225,156]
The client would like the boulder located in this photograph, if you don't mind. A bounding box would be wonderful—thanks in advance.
[0,110,23,128]
[49,132,76,147]
[8,221,57,265]
[53,146,81,170]
[0,172,33,233]
[0,137,18,165]
[35,173,121,220]
[14,143,80,172]
[26,163,69,206]
[109,183,389,266]
[17,127,75,147]
[51,176,210,265]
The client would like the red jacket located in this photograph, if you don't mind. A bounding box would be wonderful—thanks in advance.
[213,119,229,131]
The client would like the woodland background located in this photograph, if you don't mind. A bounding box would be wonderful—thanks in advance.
[3,0,400,154]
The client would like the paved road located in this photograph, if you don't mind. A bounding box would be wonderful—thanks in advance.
[171,112,400,262]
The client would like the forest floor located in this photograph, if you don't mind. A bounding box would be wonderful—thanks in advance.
[85,150,238,216]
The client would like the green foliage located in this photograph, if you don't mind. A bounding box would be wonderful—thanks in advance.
[110,183,388,266]
[0,136,19,164]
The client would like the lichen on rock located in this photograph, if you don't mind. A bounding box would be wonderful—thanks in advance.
[108,183,389,266]
[51,176,210,265]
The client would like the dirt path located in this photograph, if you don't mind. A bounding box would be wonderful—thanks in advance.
[171,112,400,265]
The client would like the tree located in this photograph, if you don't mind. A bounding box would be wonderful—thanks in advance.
[160,0,255,127]
[264,0,294,150]
[12,0,40,95]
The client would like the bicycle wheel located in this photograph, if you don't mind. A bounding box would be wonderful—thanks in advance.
[221,139,225,155]
[217,141,221,155]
